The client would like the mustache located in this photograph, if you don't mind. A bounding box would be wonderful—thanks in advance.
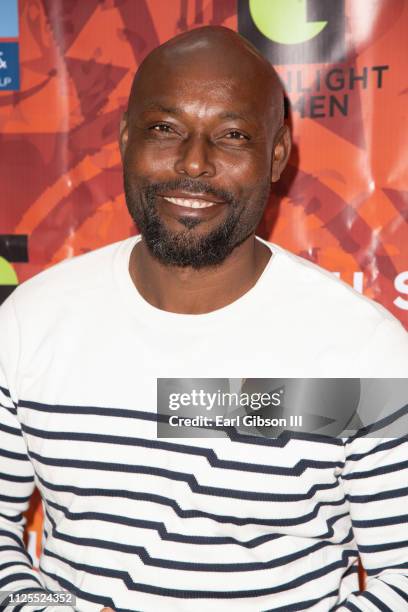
[142,178,237,206]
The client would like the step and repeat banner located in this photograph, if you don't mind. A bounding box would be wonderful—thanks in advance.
[1,0,407,577]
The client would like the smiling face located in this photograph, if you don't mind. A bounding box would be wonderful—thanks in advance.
[120,27,290,268]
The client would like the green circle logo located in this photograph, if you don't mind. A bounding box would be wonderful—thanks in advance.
[0,257,18,285]
[249,0,328,45]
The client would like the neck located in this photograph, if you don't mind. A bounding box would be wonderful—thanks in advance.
[128,234,272,315]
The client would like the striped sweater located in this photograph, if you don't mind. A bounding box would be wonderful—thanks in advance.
[0,235,408,611]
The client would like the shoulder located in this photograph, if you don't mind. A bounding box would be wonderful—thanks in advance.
[10,237,135,306]
[261,239,408,374]
[265,239,399,323]
[3,237,138,336]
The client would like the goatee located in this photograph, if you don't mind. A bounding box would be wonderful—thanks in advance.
[123,173,269,269]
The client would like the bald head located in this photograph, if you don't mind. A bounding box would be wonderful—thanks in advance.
[128,26,284,126]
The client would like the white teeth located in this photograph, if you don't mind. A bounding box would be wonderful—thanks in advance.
[163,197,217,209]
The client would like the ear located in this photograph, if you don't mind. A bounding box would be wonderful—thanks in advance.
[119,111,129,160]
[271,124,291,183]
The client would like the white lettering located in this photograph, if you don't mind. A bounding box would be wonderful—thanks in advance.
[0,53,8,70]
[394,271,408,310]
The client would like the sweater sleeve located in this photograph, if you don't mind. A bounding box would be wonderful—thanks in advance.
[0,295,75,611]
[335,412,408,610]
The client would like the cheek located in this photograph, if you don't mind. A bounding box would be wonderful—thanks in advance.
[126,139,174,177]
[218,150,270,183]
[125,149,152,177]
[224,165,271,205]
[236,172,271,216]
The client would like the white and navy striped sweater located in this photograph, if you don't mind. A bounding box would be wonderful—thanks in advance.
[0,236,407,611]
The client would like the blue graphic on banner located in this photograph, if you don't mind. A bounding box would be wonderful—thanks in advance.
[0,0,19,37]
[0,43,20,90]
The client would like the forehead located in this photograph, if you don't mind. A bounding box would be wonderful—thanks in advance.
[131,55,273,121]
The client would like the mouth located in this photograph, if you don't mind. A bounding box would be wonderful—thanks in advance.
[161,196,220,209]
[156,192,227,224]
[158,189,226,207]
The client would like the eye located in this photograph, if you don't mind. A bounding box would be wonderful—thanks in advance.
[224,130,249,141]
[149,123,174,133]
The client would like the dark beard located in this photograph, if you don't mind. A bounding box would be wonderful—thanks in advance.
[123,172,269,269]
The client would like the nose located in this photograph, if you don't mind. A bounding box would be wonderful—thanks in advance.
[174,134,216,178]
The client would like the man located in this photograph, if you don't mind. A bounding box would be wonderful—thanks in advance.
[0,25,407,612]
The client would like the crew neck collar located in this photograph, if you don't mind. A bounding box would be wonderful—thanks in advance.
[113,234,281,327]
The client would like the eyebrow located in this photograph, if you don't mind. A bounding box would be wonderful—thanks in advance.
[218,111,250,123]
[141,104,251,123]
[142,103,182,116]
